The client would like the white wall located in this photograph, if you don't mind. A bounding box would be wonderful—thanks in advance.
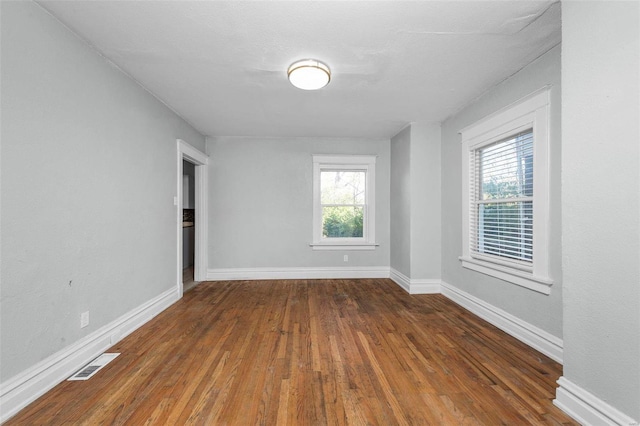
[207,136,390,271]
[440,45,563,338]
[560,1,639,421]
[0,1,205,381]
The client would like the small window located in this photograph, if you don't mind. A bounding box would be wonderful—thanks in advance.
[321,170,365,238]
[460,88,552,294]
[312,155,377,250]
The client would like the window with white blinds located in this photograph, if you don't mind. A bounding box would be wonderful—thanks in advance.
[459,88,552,294]
[470,130,533,266]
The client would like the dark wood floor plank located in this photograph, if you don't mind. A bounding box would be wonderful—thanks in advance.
[6,279,578,425]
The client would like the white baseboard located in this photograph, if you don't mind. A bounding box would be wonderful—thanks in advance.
[440,281,563,363]
[554,377,638,426]
[389,268,441,294]
[0,288,180,424]
[206,266,390,281]
[389,268,411,292]
[6,274,603,425]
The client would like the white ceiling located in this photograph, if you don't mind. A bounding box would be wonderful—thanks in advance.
[39,1,561,139]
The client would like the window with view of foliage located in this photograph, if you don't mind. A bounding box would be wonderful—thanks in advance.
[321,171,365,238]
[473,130,533,263]
[460,88,552,294]
[312,155,376,250]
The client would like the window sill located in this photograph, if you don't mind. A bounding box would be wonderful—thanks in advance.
[459,256,553,295]
[310,243,378,251]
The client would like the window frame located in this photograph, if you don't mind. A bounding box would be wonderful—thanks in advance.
[311,154,377,251]
[459,88,553,294]
[473,129,534,265]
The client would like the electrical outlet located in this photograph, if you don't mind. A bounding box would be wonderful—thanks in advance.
[344,255,348,262]
[80,311,89,328]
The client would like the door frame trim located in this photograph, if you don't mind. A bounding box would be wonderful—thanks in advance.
[177,139,209,296]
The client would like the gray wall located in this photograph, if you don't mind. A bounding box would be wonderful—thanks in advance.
[0,1,205,381]
[441,45,563,338]
[390,127,411,277]
[390,123,441,281]
[409,123,441,280]
[207,137,390,269]
[562,2,639,419]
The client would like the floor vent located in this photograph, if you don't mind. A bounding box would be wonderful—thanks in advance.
[68,353,120,381]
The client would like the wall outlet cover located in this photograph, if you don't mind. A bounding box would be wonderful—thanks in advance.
[80,311,89,328]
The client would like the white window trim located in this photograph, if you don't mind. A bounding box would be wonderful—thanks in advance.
[311,154,378,251]
[459,88,553,294]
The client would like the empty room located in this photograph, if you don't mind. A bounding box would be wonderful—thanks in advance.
[1,1,638,425]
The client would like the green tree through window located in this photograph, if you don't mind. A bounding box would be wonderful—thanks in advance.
[320,171,365,238]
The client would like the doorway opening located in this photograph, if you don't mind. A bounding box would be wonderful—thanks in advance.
[177,139,209,297]
[182,160,196,292]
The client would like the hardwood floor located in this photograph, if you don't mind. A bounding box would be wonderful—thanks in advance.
[6,279,577,425]
[182,266,198,293]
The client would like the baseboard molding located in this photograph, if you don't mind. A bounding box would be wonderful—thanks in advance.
[206,266,390,281]
[554,377,638,426]
[389,268,441,294]
[389,268,411,292]
[0,288,180,424]
[6,274,603,424]
[440,281,563,363]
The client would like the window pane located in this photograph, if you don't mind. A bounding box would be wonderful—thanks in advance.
[321,171,365,204]
[322,206,363,238]
[476,201,533,262]
[480,130,533,200]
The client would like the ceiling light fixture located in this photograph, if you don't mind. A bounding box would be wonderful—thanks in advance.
[287,59,331,90]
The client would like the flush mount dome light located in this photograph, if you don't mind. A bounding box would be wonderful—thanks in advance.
[287,59,331,90]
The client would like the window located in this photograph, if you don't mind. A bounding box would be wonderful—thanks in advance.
[474,130,533,262]
[460,88,552,294]
[320,170,365,238]
[312,155,377,250]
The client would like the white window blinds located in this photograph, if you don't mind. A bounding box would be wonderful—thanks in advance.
[469,130,534,265]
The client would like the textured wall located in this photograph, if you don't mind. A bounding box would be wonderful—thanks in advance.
[561,1,640,419]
